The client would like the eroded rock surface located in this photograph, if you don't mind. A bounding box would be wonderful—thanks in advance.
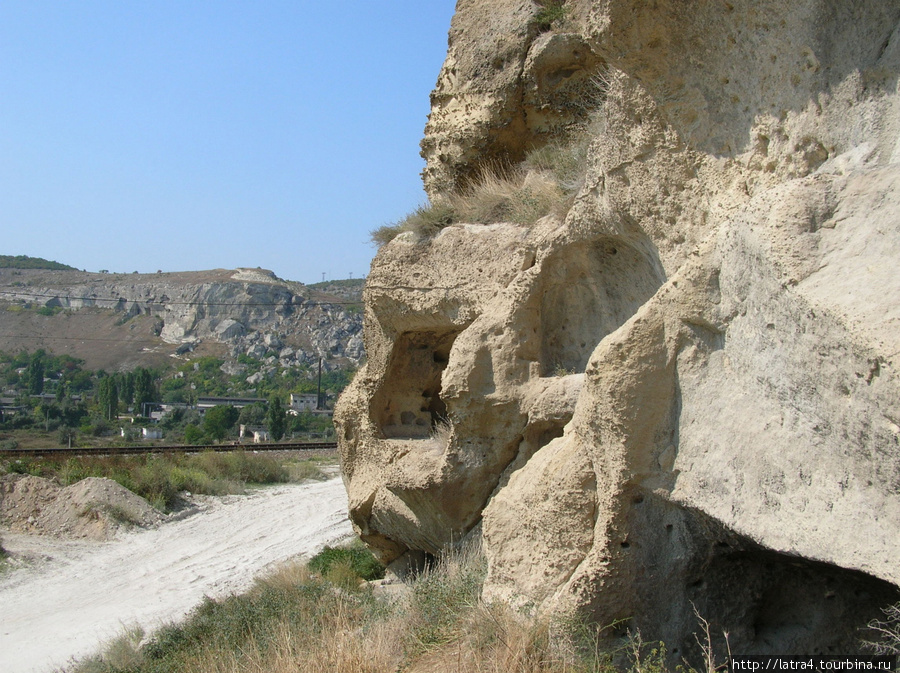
[0,268,364,373]
[337,0,900,658]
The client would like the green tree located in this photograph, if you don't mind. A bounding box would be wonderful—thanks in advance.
[58,426,77,447]
[97,377,119,421]
[267,394,286,441]
[203,405,239,441]
[120,372,135,408]
[133,368,156,416]
[184,424,207,445]
[238,401,267,427]
[27,350,45,395]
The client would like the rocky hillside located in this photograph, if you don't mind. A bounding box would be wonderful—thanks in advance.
[0,267,363,374]
[336,0,900,660]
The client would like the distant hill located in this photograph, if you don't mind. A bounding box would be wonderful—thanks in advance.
[0,255,76,270]
[306,278,364,303]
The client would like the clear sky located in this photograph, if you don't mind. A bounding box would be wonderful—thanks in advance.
[0,2,458,284]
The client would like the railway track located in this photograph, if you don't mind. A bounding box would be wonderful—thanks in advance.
[0,441,338,458]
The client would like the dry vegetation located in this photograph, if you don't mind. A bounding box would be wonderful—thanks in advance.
[371,163,574,247]
[371,106,602,248]
[1,450,328,511]
[64,538,782,673]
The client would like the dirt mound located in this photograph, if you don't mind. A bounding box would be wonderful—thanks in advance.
[0,474,163,540]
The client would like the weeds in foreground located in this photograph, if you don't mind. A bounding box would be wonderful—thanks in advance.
[864,602,900,654]
[67,538,775,673]
[1,451,324,512]
[308,539,386,585]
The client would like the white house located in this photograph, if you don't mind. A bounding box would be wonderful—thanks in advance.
[239,424,270,444]
[290,393,319,412]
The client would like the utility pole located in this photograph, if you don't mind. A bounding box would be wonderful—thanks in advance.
[321,272,326,283]
[316,357,323,410]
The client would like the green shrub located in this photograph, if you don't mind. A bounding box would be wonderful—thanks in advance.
[308,541,385,583]
[408,542,486,648]
[532,1,568,31]
[285,458,327,482]
[370,202,457,247]
[182,424,207,445]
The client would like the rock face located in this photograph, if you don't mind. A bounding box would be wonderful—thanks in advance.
[0,268,364,370]
[337,0,900,659]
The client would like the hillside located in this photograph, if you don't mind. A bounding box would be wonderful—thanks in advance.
[336,0,900,662]
[0,267,363,376]
[0,255,76,271]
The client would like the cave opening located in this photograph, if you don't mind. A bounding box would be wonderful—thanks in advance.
[374,328,462,439]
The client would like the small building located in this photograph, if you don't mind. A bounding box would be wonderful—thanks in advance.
[239,424,270,444]
[197,396,266,411]
[142,427,163,440]
[290,393,319,412]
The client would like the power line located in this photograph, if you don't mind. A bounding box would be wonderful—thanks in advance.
[0,334,169,344]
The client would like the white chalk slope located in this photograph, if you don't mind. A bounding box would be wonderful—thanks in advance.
[0,477,352,673]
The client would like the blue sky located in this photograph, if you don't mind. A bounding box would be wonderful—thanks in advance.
[0,2,457,284]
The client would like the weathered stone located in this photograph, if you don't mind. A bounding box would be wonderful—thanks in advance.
[338,0,900,660]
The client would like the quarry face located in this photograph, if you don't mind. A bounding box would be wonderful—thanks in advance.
[336,0,900,657]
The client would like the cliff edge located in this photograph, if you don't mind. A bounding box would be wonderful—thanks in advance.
[337,0,900,657]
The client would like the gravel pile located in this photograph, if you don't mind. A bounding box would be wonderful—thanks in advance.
[0,474,163,540]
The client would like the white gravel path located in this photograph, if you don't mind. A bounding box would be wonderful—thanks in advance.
[0,477,352,673]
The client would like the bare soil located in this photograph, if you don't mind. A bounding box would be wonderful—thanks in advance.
[1,474,164,539]
[0,477,352,673]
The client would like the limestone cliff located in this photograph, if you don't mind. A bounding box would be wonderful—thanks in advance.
[337,0,900,658]
[0,268,363,373]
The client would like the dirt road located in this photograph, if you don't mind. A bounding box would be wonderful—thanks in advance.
[0,477,352,673]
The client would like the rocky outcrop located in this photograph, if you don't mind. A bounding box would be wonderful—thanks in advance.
[0,268,364,369]
[337,0,900,659]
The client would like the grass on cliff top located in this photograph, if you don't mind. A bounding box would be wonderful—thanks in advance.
[1,450,329,512]
[371,101,600,248]
[370,166,572,247]
[64,536,787,673]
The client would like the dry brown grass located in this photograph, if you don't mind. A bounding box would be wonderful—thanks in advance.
[450,166,568,227]
[71,541,657,673]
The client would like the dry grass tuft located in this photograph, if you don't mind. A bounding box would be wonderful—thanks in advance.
[69,539,663,673]
[450,167,568,227]
[864,602,900,655]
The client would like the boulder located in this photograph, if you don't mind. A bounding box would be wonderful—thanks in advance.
[337,0,900,659]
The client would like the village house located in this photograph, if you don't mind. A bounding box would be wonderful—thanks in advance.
[290,393,319,412]
[239,424,270,443]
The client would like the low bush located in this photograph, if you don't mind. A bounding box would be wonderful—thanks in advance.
[370,201,457,246]
[450,166,568,227]
[371,114,604,249]
[532,1,568,31]
[308,540,385,583]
